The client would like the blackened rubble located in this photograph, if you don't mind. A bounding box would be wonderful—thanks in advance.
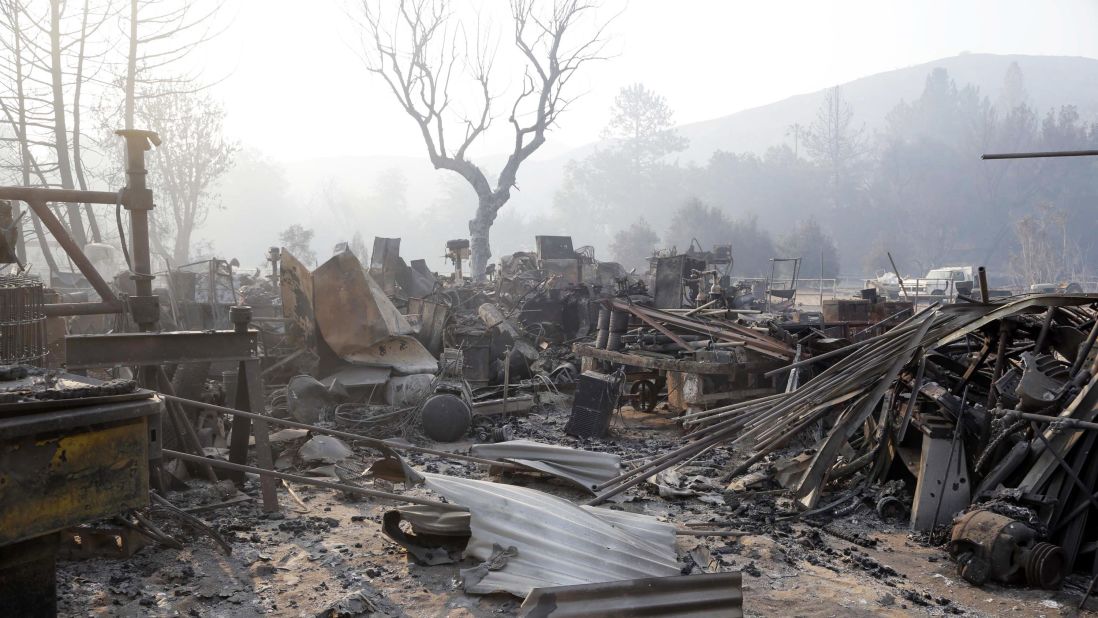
[6,227,1098,617]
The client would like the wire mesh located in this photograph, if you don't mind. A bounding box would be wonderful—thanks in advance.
[0,275,47,365]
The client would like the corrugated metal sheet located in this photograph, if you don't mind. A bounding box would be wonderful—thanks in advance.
[421,473,680,597]
[519,572,743,618]
[470,439,621,492]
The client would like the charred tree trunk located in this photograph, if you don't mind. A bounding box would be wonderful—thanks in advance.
[173,225,191,268]
[5,5,58,274]
[360,1,609,284]
[72,0,100,243]
[48,0,87,247]
[468,195,504,281]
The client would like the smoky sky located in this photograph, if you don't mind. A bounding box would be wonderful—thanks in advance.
[200,0,1098,161]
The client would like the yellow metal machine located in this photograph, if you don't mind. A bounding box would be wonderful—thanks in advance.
[0,378,159,616]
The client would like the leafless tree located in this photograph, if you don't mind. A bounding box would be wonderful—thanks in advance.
[359,0,614,280]
[120,0,224,131]
[0,0,57,269]
[804,86,867,209]
[1010,204,1085,288]
[0,0,114,257]
[136,85,235,266]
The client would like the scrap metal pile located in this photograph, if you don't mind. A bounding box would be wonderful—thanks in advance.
[261,233,1098,600]
[592,293,1098,593]
[21,219,1098,614]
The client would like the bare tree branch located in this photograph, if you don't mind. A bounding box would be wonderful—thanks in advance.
[358,0,615,279]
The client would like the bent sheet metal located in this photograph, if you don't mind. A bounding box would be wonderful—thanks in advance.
[382,471,679,597]
[470,439,622,492]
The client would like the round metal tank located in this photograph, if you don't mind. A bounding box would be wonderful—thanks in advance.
[420,394,472,442]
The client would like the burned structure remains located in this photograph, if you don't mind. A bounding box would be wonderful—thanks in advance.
[0,115,1097,618]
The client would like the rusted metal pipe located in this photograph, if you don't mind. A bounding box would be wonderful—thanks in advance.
[1070,316,1098,379]
[978,266,990,303]
[117,130,159,331]
[163,449,450,509]
[0,186,121,205]
[157,393,522,470]
[43,301,124,316]
[983,150,1098,160]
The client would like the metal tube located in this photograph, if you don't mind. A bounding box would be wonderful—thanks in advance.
[118,131,157,331]
[0,186,121,205]
[985,324,1011,422]
[993,409,1098,432]
[157,393,521,470]
[1035,308,1056,353]
[978,266,990,303]
[43,301,124,316]
[163,449,451,509]
[1070,316,1098,379]
[886,251,910,302]
[982,150,1098,160]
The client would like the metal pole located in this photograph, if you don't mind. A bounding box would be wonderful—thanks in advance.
[887,251,910,302]
[978,266,990,304]
[983,150,1098,160]
[157,393,522,470]
[163,449,451,509]
[116,130,160,331]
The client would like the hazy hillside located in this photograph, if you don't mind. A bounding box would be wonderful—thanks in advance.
[211,53,1098,267]
[674,53,1098,161]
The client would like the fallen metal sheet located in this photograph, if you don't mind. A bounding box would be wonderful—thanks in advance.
[314,250,437,374]
[518,572,744,618]
[279,250,316,355]
[470,439,622,492]
[421,473,680,597]
[340,335,438,375]
[396,503,471,535]
[319,365,391,399]
[382,507,469,565]
[934,294,1098,347]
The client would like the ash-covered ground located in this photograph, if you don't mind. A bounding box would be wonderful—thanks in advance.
[58,394,1091,617]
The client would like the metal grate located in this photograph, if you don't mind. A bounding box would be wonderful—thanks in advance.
[0,275,47,365]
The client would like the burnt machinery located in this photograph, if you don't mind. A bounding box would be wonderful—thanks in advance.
[0,374,160,616]
[0,130,161,325]
[446,238,471,283]
[0,131,283,614]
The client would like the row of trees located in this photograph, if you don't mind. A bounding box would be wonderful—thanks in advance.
[561,64,1098,286]
[0,0,234,274]
[556,81,843,277]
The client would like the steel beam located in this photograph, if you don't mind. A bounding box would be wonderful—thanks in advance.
[0,187,121,205]
[43,301,123,316]
[65,330,259,369]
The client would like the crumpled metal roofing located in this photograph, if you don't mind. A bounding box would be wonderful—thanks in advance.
[421,473,680,597]
[469,439,621,492]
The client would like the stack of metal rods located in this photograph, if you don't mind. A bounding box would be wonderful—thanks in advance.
[586,297,1094,509]
[584,307,954,507]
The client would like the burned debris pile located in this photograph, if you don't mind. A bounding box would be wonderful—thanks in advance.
[6,213,1098,615]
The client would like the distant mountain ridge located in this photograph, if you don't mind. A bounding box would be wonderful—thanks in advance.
[670,53,1098,162]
